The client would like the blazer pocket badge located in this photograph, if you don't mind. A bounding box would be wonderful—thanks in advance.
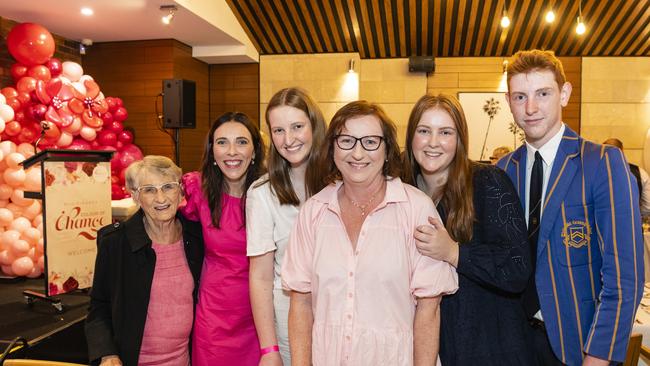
[562,220,591,249]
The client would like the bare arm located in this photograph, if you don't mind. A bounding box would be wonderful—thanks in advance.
[250,252,283,365]
[413,296,441,366]
[288,291,313,366]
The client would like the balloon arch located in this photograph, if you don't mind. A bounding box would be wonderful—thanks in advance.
[0,23,144,277]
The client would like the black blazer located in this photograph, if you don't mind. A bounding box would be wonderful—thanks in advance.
[439,164,533,366]
[85,209,204,366]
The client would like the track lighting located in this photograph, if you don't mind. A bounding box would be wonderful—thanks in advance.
[160,5,177,25]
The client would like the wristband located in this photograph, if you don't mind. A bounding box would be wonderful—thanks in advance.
[260,345,280,355]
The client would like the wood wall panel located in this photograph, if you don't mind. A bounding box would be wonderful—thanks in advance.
[83,39,215,173]
[209,63,260,128]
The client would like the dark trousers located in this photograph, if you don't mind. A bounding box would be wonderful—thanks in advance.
[525,319,564,366]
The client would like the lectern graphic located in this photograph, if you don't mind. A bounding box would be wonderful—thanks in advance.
[22,149,113,311]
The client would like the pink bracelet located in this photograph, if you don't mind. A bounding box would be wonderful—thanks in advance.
[260,345,280,355]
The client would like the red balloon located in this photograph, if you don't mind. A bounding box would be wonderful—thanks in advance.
[104,97,118,112]
[97,130,117,147]
[6,98,21,112]
[113,107,128,122]
[6,23,55,66]
[68,138,92,151]
[45,58,62,77]
[16,92,31,105]
[29,104,47,121]
[90,140,100,149]
[1,87,18,99]
[111,183,125,200]
[111,175,119,185]
[107,120,123,133]
[117,130,134,145]
[118,168,126,185]
[16,77,37,94]
[5,121,22,137]
[27,65,51,81]
[100,112,113,125]
[10,63,28,81]
[18,126,37,143]
[118,144,143,169]
[14,111,26,123]
[114,98,123,107]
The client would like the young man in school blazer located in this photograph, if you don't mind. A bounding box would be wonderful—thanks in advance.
[497,49,643,366]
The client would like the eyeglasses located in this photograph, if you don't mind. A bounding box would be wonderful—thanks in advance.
[136,182,181,197]
[335,134,384,151]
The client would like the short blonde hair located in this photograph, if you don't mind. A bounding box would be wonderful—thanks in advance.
[125,155,182,192]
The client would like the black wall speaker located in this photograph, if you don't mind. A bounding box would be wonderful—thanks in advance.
[408,56,435,73]
[162,79,196,129]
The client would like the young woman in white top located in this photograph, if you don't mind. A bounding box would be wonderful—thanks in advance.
[246,88,326,365]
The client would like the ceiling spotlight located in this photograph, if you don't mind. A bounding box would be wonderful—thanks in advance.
[575,0,586,35]
[160,5,177,25]
[81,7,94,16]
[500,10,511,28]
[576,17,586,35]
[348,59,355,73]
[502,59,509,74]
[545,10,555,23]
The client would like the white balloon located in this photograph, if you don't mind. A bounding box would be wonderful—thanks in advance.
[0,94,6,105]
[62,62,84,82]
[0,105,14,123]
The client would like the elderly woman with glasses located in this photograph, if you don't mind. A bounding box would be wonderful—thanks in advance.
[281,101,458,366]
[86,155,204,366]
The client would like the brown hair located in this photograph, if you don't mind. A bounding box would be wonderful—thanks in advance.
[321,101,401,184]
[402,94,474,243]
[201,112,266,228]
[263,88,327,205]
[507,49,567,90]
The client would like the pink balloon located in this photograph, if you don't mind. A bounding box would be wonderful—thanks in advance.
[62,116,82,135]
[27,265,41,278]
[37,254,44,270]
[10,239,30,257]
[11,217,31,233]
[56,132,73,148]
[0,184,13,200]
[1,265,15,276]
[11,189,33,207]
[24,168,41,192]
[0,141,17,157]
[5,203,23,217]
[22,227,41,245]
[36,238,43,253]
[17,143,35,158]
[46,58,62,77]
[5,152,25,169]
[80,126,97,141]
[117,130,134,145]
[23,201,41,221]
[3,168,26,187]
[61,62,83,82]
[0,250,15,266]
[0,208,13,226]
[32,214,43,229]
[11,256,33,276]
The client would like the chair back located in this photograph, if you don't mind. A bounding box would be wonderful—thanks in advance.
[623,333,643,366]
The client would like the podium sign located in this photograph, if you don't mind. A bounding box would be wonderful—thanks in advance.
[44,161,111,295]
[23,149,113,297]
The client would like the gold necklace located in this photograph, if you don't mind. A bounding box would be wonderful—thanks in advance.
[345,183,384,217]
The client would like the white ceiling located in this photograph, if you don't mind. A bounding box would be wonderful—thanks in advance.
[0,0,258,64]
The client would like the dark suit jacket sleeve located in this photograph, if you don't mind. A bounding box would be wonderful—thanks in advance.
[584,146,644,361]
[85,227,119,363]
[456,166,532,294]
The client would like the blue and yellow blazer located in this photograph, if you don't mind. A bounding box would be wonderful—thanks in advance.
[497,126,643,365]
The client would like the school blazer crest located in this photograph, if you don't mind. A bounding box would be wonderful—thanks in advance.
[497,126,644,365]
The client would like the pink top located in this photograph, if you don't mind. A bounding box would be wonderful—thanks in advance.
[282,178,458,366]
[138,240,193,366]
[180,172,260,366]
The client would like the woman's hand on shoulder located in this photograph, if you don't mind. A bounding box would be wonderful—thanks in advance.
[99,355,122,366]
[414,216,459,267]
[259,351,283,366]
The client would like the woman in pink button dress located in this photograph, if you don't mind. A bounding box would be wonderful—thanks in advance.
[181,112,266,366]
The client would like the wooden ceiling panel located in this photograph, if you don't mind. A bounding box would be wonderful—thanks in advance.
[226,0,650,58]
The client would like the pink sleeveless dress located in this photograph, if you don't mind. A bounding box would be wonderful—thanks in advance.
[181,172,260,366]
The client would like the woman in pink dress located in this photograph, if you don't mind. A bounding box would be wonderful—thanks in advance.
[181,112,266,366]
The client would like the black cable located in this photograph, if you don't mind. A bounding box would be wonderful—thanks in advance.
[155,92,177,161]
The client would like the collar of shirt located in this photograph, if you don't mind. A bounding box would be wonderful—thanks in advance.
[525,123,566,170]
[312,177,408,215]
